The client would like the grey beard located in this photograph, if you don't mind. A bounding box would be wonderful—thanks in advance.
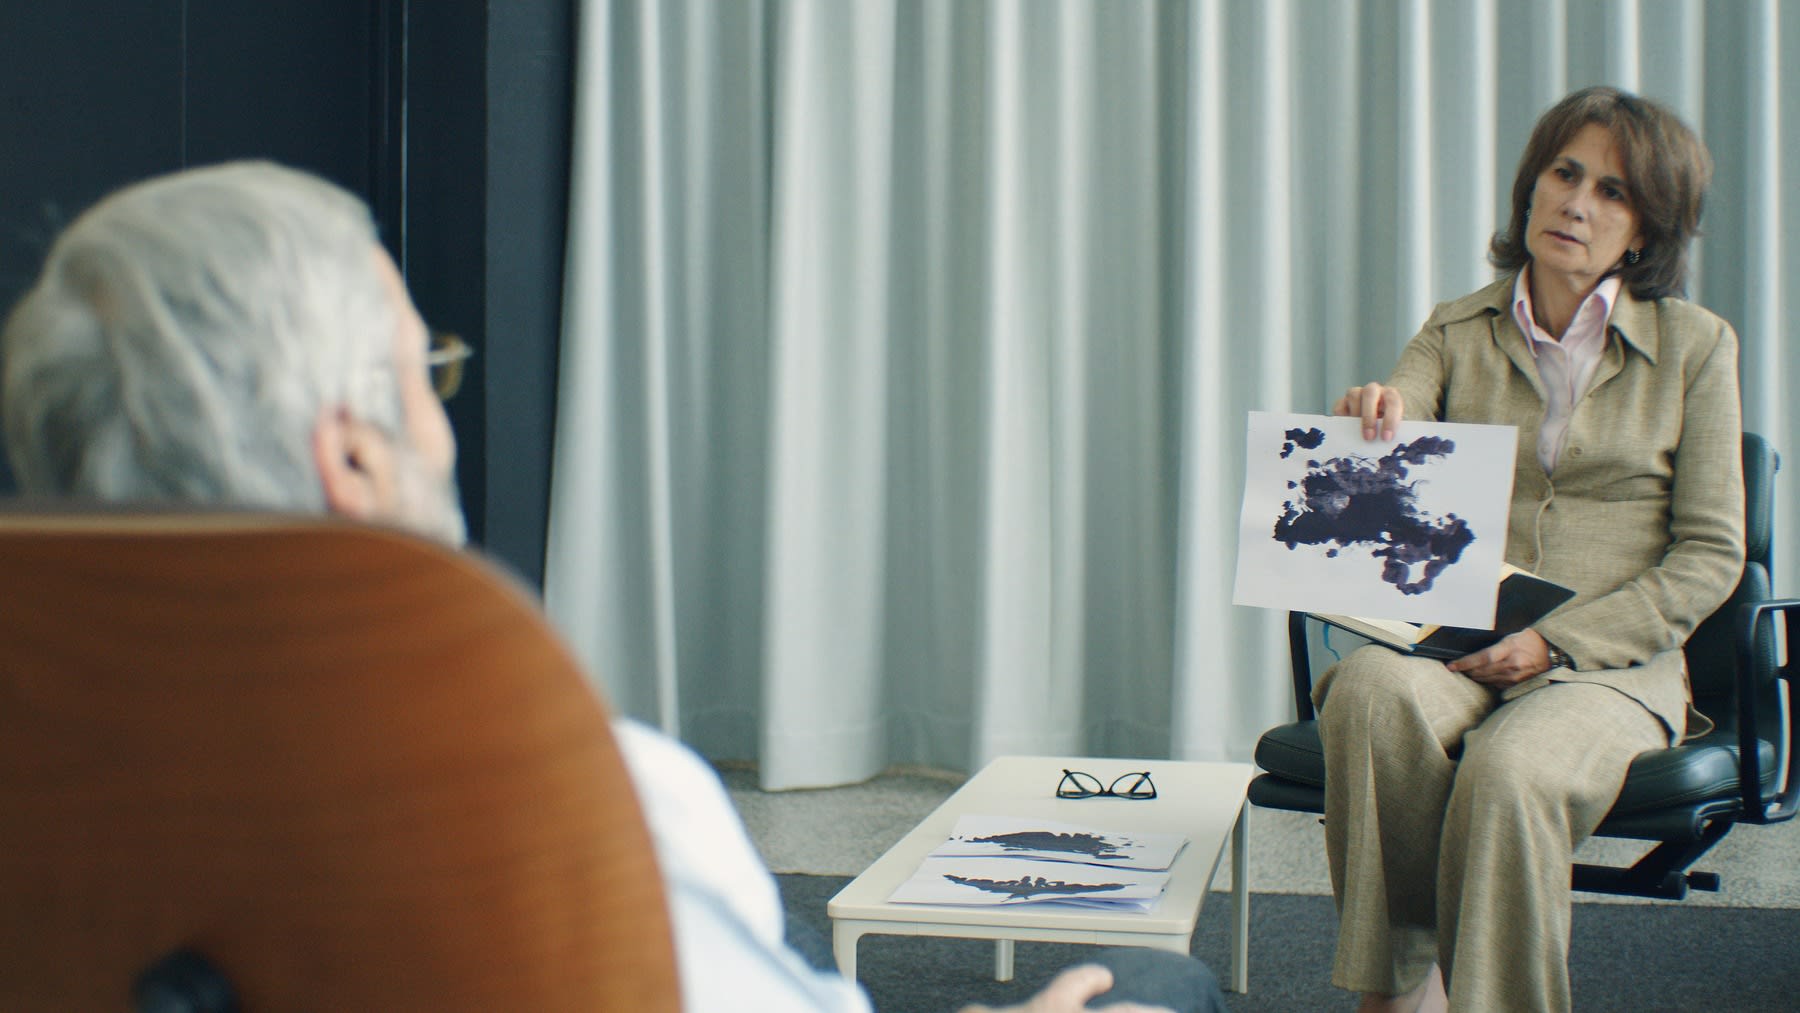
[392,441,468,547]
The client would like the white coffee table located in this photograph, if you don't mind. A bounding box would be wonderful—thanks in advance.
[827,755,1253,993]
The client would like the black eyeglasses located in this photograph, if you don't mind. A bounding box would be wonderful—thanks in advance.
[1056,769,1156,800]
[427,330,474,401]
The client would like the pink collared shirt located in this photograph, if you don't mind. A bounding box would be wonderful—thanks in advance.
[1511,269,1621,472]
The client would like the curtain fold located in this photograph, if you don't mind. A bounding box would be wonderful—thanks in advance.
[759,0,898,787]
[549,0,1800,789]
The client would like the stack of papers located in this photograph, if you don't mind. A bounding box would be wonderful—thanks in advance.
[887,815,1188,912]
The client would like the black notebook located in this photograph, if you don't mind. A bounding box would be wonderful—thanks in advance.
[1311,565,1576,661]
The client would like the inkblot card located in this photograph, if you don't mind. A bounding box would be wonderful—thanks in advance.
[889,856,1170,910]
[1231,411,1518,630]
[930,816,1188,871]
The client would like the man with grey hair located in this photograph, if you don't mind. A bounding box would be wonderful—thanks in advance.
[3,161,465,546]
[1,162,1220,1013]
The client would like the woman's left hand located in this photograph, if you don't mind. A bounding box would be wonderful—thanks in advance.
[1447,629,1553,687]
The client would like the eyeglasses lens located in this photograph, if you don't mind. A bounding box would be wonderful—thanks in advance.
[427,331,472,401]
[1058,769,1104,798]
[1110,772,1156,799]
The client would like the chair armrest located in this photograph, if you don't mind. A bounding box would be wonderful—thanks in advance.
[1288,611,1317,722]
[1735,597,1800,822]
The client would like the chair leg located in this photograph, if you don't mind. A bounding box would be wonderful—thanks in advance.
[1571,820,1731,899]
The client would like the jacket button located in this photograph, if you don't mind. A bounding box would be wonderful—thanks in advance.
[1570,446,1583,457]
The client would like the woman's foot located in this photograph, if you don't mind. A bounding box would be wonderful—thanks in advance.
[1355,964,1446,1013]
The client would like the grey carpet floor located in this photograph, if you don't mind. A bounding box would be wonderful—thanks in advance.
[777,873,1800,1012]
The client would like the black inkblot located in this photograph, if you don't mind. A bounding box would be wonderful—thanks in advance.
[945,874,1130,901]
[1280,426,1327,459]
[1271,435,1473,595]
[958,831,1127,861]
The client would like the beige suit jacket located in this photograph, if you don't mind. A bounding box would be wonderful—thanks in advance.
[1385,274,1745,739]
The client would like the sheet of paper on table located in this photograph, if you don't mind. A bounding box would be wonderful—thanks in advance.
[887,815,1189,910]
[929,814,1188,871]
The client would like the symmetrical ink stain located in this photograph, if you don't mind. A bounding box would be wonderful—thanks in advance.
[956,831,1128,861]
[944,874,1130,901]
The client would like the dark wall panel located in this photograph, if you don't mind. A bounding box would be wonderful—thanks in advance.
[0,5,185,308]
[482,0,575,587]
[183,1,377,195]
[405,4,490,550]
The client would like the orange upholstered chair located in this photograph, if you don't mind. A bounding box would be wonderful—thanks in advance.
[0,511,680,1011]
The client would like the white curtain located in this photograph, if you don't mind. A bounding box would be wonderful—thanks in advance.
[548,0,1800,790]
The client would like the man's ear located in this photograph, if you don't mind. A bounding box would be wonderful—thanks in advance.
[312,407,395,520]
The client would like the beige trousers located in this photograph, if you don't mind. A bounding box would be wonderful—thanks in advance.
[1314,646,1667,1012]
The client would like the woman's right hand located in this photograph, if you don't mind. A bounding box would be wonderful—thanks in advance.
[1332,382,1405,442]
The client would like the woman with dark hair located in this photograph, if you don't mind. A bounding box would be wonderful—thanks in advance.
[1318,86,1744,1012]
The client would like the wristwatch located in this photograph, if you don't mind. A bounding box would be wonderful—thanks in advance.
[1545,642,1573,671]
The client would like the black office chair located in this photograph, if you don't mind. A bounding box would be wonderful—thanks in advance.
[1249,431,1799,900]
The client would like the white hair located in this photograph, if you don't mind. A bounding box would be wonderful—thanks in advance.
[1,161,404,509]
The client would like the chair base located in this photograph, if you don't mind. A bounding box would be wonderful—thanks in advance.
[1570,818,1732,900]
[1249,773,1739,902]
[1571,863,1721,900]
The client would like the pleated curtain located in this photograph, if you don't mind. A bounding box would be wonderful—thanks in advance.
[547,0,1800,790]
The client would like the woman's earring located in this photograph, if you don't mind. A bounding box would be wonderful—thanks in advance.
[1524,206,1532,222]
[1625,247,1642,265]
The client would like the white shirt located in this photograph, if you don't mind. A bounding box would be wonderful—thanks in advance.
[1510,268,1619,472]
[612,719,875,1013]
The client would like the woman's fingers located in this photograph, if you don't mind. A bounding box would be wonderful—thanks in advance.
[1334,383,1404,441]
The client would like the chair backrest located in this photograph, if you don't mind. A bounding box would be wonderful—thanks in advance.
[0,511,681,1011]
[1685,432,1779,731]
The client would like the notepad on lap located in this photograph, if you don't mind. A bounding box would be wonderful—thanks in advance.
[1312,564,1575,661]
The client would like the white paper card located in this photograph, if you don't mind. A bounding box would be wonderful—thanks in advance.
[930,815,1188,871]
[1231,411,1519,629]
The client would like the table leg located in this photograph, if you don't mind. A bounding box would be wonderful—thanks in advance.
[833,922,861,981]
[1230,799,1249,993]
[994,938,1015,981]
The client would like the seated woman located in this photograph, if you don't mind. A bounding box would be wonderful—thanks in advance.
[1318,86,1745,1013]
